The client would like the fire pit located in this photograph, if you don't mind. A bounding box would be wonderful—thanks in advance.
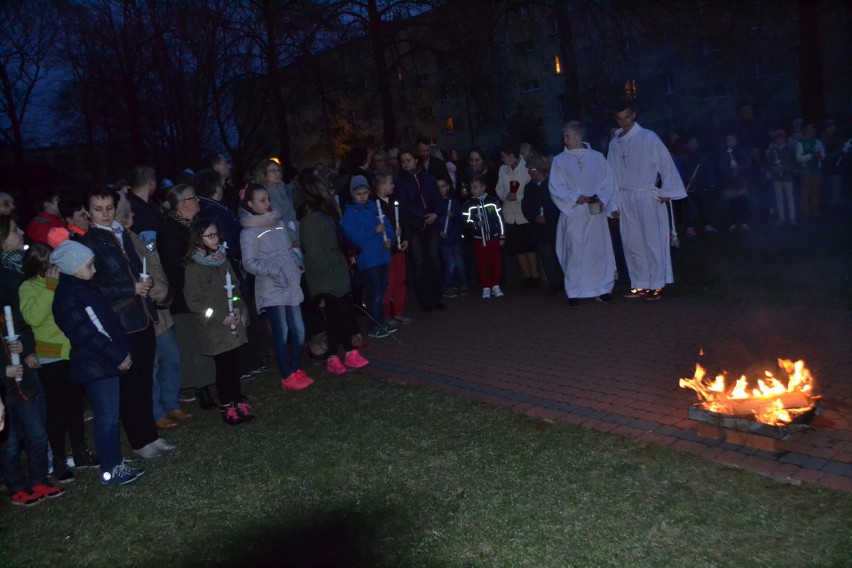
[680,357,821,451]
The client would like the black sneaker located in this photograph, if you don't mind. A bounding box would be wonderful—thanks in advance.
[72,446,100,469]
[596,293,613,304]
[54,466,75,484]
[567,298,580,309]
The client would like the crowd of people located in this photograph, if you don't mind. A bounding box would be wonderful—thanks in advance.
[1,101,849,506]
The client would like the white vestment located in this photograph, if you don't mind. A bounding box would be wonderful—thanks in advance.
[607,124,686,290]
[549,147,616,298]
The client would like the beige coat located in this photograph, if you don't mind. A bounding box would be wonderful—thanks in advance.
[183,260,247,357]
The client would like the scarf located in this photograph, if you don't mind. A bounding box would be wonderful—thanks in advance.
[1,250,24,273]
[191,245,227,267]
[94,221,126,248]
[166,210,193,228]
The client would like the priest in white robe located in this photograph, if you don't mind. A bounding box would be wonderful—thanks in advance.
[607,101,686,301]
[549,121,616,308]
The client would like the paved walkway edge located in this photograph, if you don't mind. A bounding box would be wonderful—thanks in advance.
[369,361,852,493]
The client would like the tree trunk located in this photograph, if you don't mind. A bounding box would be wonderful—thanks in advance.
[262,0,290,162]
[554,2,581,120]
[797,0,824,120]
[367,0,396,148]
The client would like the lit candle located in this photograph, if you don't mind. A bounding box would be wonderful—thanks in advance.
[394,201,401,247]
[223,270,237,335]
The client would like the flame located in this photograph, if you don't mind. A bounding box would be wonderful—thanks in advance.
[679,358,817,426]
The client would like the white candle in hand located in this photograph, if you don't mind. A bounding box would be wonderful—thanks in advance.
[140,256,148,280]
[3,305,14,339]
[223,270,237,335]
[394,201,401,247]
[377,200,388,243]
[444,200,451,233]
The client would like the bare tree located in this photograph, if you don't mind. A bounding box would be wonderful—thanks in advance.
[0,0,57,187]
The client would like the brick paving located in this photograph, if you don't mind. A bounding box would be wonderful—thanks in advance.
[362,288,852,493]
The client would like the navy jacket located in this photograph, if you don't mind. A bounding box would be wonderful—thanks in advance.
[520,178,559,244]
[78,226,157,333]
[52,273,131,384]
[394,169,442,233]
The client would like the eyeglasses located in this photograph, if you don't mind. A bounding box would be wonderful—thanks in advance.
[202,232,219,239]
[179,195,199,203]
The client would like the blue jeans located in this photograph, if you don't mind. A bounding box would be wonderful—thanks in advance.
[360,265,389,331]
[441,242,467,290]
[1,380,49,493]
[264,305,305,378]
[85,376,123,473]
[153,328,182,419]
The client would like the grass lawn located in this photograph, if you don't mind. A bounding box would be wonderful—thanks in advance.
[1,206,850,567]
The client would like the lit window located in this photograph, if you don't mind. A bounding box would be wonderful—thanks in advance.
[445,117,455,134]
[554,55,562,74]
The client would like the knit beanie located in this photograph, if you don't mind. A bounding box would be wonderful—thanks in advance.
[350,175,369,193]
[50,240,95,275]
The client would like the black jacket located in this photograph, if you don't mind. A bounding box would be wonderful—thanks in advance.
[157,215,192,314]
[78,226,157,334]
[520,177,559,244]
[52,273,131,384]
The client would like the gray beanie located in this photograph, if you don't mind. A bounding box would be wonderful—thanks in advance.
[349,175,369,193]
[50,240,95,275]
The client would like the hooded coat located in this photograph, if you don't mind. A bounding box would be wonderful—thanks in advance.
[239,208,304,310]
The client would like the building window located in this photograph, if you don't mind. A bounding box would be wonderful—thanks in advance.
[397,66,403,81]
[554,55,562,74]
[521,79,541,93]
[445,117,455,134]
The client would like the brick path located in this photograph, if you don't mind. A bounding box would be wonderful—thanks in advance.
[362,290,852,493]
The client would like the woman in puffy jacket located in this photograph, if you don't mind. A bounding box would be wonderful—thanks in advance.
[239,184,313,391]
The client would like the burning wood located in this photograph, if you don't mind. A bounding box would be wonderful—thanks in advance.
[679,358,819,426]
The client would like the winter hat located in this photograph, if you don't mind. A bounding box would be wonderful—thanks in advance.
[46,227,71,249]
[50,240,95,275]
[349,175,369,193]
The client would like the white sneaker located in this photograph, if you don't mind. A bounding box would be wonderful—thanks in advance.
[151,438,176,452]
[491,285,504,298]
[481,287,491,299]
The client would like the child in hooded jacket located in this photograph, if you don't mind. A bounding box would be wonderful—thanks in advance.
[341,175,396,338]
[240,184,314,390]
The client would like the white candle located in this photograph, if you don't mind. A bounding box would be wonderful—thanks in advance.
[394,201,401,247]
[223,270,237,335]
[140,256,148,280]
[377,200,388,243]
[85,306,111,339]
[443,200,451,233]
[3,305,14,339]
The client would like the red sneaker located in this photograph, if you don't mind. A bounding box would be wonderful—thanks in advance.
[10,489,44,507]
[31,482,66,500]
[295,369,315,385]
[343,349,369,369]
[326,355,348,375]
[281,372,312,390]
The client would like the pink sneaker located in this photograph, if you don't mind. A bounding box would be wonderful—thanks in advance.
[281,372,312,390]
[326,356,348,375]
[343,349,369,369]
[295,369,315,385]
[236,402,255,421]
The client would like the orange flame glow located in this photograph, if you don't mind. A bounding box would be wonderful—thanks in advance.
[679,358,817,426]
